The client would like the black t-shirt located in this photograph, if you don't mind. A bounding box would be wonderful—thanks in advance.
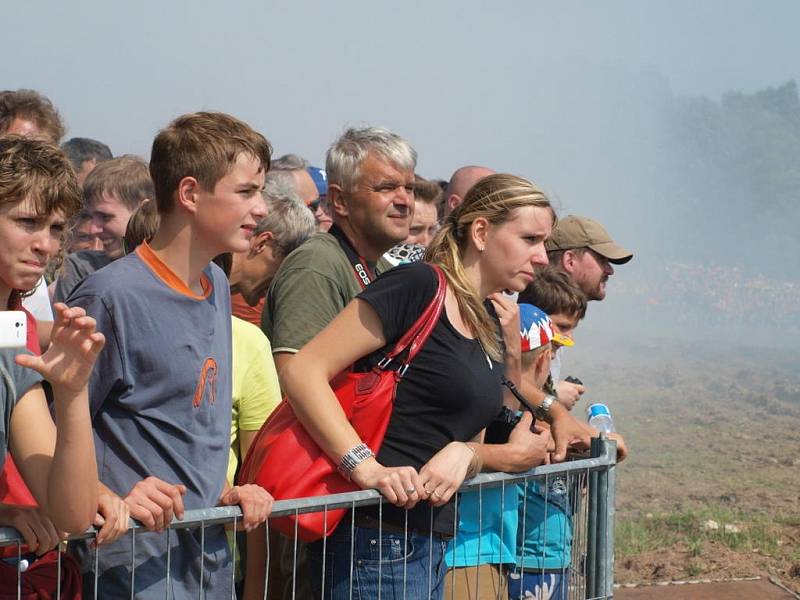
[356,262,504,534]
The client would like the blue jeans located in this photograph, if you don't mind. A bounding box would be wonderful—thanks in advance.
[307,524,448,600]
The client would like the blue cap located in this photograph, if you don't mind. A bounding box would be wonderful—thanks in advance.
[307,166,328,197]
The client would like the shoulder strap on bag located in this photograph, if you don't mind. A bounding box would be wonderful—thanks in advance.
[379,264,446,374]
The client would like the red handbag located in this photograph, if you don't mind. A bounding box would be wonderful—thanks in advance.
[239,264,446,542]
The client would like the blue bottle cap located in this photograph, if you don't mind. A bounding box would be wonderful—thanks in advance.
[586,403,611,419]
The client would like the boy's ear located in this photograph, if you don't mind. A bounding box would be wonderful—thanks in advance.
[533,347,551,380]
[176,176,200,214]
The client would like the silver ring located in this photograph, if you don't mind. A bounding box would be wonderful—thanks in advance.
[406,487,416,494]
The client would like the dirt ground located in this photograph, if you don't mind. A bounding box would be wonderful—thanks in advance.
[615,578,799,599]
[618,543,782,583]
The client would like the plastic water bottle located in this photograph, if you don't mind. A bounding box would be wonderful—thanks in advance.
[586,403,615,433]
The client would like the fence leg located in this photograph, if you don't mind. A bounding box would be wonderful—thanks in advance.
[587,435,617,600]
[603,440,617,600]
[586,440,600,598]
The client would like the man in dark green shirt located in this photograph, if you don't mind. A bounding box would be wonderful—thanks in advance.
[263,125,418,375]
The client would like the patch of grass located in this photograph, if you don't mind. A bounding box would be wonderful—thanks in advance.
[616,517,680,555]
[616,505,799,560]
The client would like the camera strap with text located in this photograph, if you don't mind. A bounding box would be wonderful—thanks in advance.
[328,224,377,289]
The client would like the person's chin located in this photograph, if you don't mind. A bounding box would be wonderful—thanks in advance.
[15,272,42,292]
[103,241,124,259]
[226,236,251,255]
[593,285,607,301]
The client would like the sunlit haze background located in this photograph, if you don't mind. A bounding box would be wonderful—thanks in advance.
[5,0,799,347]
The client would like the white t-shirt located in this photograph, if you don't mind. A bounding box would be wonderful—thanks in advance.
[550,346,563,382]
[21,277,53,322]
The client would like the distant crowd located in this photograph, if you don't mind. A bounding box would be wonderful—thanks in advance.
[616,262,800,332]
[0,88,633,599]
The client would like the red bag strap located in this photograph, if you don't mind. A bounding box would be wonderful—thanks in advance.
[379,264,446,372]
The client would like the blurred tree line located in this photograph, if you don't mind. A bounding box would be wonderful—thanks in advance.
[660,81,800,279]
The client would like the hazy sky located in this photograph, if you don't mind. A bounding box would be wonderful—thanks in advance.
[6,3,799,254]
[5,1,798,338]
[5,1,797,174]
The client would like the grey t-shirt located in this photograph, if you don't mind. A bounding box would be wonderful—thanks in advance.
[0,348,42,469]
[263,231,392,353]
[66,244,234,599]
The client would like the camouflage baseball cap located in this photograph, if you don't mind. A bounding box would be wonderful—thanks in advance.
[545,215,633,264]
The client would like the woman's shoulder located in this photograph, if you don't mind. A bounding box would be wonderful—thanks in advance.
[374,261,438,290]
[357,262,442,344]
[360,262,440,309]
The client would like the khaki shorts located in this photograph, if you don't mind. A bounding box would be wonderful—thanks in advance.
[444,564,508,599]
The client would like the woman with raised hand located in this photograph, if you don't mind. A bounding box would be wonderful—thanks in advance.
[281,173,557,599]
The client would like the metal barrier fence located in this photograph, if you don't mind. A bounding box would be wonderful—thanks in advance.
[0,437,616,599]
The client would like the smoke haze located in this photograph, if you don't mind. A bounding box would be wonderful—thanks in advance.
[5,0,799,346]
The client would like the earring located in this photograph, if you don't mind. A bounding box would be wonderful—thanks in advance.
[479,245,485,252]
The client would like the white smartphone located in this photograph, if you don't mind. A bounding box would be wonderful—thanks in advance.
[0,311,28,349]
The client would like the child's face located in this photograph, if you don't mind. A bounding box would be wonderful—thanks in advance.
[193,153,268,255]
[0,196,65,299]
[89,191,135,259]
[549,312,580,354]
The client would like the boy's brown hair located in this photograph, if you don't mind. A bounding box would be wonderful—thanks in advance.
[149,112,272,214]
[83,155,154,211]
[123,199,160,252]
[414,175,442,205]
[0,89,66,144]
[519,265,588,320]
[0,136,80,218]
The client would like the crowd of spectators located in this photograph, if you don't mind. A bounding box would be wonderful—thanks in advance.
[0,87,633,599]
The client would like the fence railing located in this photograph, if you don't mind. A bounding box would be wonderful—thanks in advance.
[0,436,616,600]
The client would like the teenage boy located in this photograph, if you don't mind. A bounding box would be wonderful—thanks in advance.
[67,112,274,598]
[519,266,587,410]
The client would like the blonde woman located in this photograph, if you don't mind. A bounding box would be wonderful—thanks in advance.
[274,173,565,599]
